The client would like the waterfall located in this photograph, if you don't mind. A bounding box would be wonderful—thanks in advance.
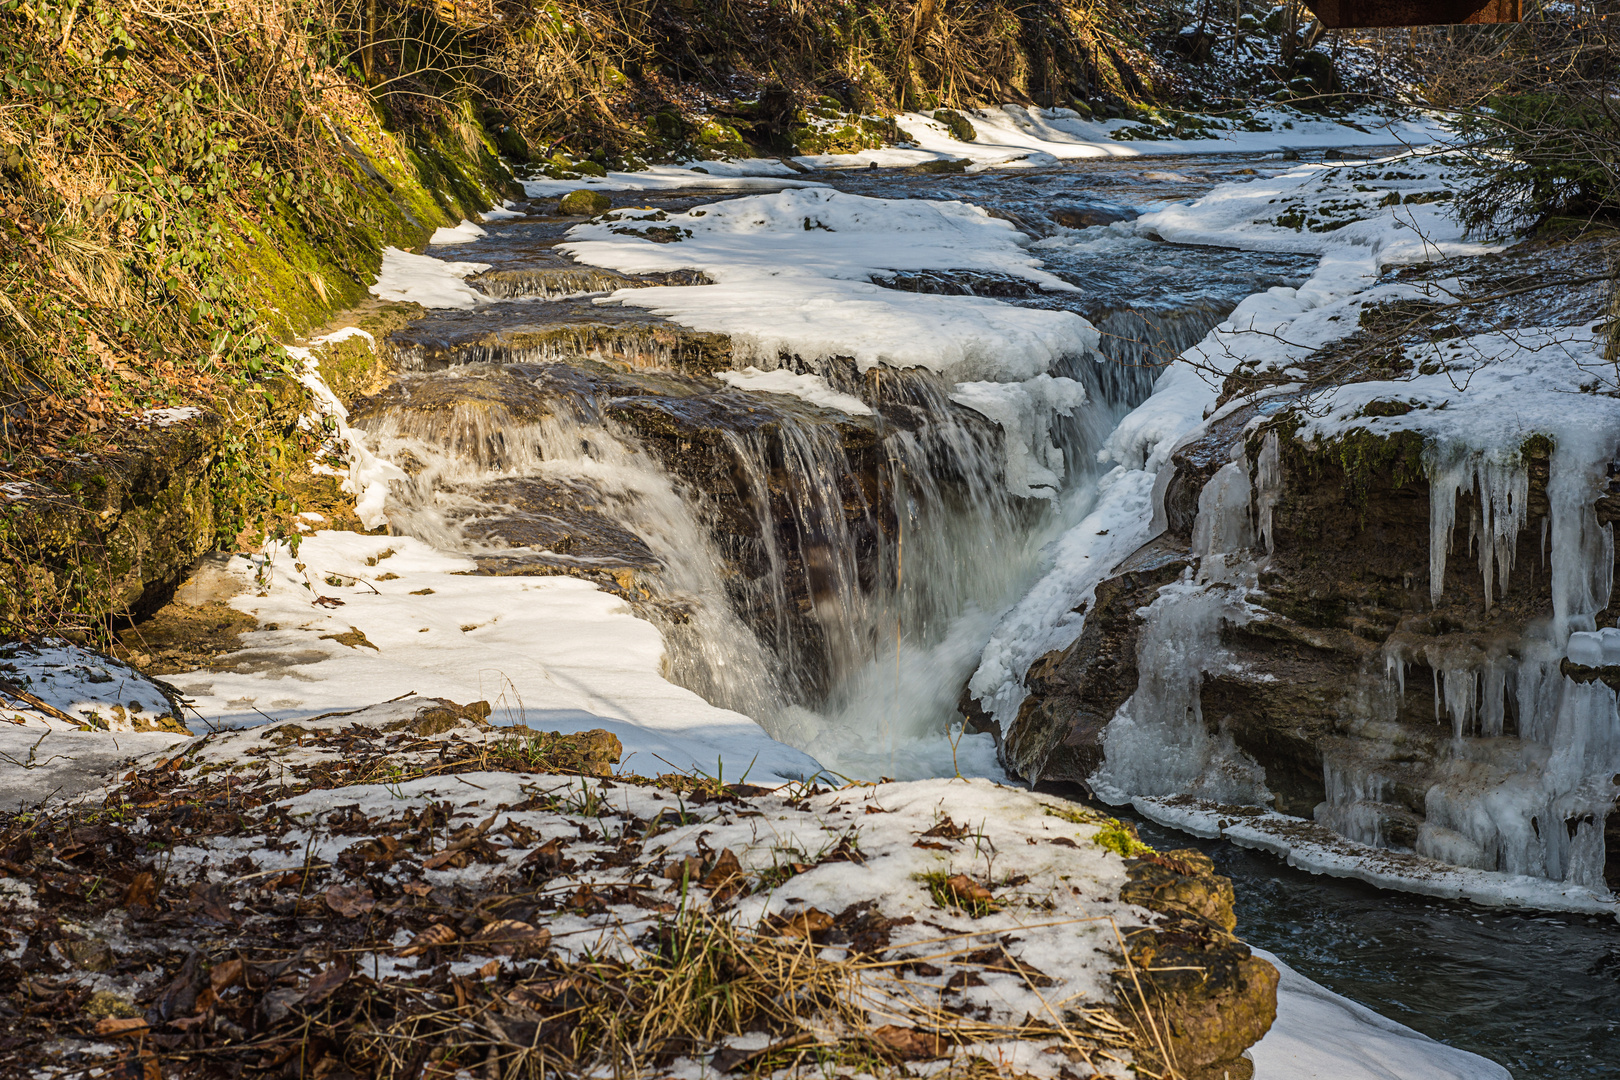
[343,346,1144,777]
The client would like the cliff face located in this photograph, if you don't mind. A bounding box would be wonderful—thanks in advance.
[1006,231,1620,896]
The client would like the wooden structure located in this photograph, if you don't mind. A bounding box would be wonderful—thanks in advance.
[1305,0,1521,26]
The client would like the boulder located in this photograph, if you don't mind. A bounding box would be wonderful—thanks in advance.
[558,189,612,216]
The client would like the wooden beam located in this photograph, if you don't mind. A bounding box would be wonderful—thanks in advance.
[1304,0,1520,27]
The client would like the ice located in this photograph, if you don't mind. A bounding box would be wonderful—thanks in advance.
[1424,447,1529,611]
[1090,577,1272,805]
[949,374,1087,498]
[1567,631,1605,667]
[560,187,1099,382]
[285,329,406,530]
[368,246,491,309]
[717,367,872,415]
[1250,948,1512,1080]
[1255,430,1282,553]
[1191,456,1256,557]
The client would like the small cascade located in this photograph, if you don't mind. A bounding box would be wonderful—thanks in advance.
[343,341,1093,772]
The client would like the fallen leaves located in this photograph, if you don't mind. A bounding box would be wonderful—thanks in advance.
[324,883,375,918]
[398,923,458,957]
[94,1017,150,1038]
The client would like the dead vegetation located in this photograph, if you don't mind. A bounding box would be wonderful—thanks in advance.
[0,704,1189,1080]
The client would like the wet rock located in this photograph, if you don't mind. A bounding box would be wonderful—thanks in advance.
[387,300,733,375]
[558,189,612,216]
[1004,542,1189,786]
[466,267,642,300]
[902,157,971,175]
[451,476,660,569]
[1048,204,1138,230]
[350,366,556,427]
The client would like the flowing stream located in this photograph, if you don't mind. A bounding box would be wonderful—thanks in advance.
[378,151,1617,1077]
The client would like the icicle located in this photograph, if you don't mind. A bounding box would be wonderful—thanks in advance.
[1548,433,1619,644]
[1254,431,1282,554]
[1424,445,1530,610]
[1191,455,1256,557]
[1091,580,1272,805]
[1480,659,1507,738]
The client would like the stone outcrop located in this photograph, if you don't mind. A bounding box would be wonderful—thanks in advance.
[1115,848,1278,1079]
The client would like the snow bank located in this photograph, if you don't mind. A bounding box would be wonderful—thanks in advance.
[0,641,178,732]
[164,534,822,785]
[868,106,1445,170]
[427,219,488,245]
[560,186,1098,382]
[368,246,491,309]
[1252,948,1510,1080]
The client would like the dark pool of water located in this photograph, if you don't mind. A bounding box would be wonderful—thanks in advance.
[1122,810,1620,1079]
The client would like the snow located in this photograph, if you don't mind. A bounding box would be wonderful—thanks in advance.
[718,366,872,415]
[560,186,1098,382]
[969,152,1499,733]
[368,246,491,309]
[427,219,488,245]
[520,158,821,197]
[137,406,202,426]
[162,534,823,786]
[285,328,406,530]
[1251,948,1511,1080]
[0,641,178,732]
[856,105,1446,171]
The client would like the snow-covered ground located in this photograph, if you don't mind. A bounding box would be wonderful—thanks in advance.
[157,535,821,786]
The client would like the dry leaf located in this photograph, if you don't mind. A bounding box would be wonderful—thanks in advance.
[304,958,351,1004]
[699,849,743,889]
[210,958,244,994]
[324,883,375,918]
[477,959,501,978]
[402,880,433,897]
[774,908,833,939]
[944,874,994,903]
[122,872,159,908]
[871,1025,947,1061]
[94,1017,150,1037]
[398,923,458,957]
[471,919,550,958]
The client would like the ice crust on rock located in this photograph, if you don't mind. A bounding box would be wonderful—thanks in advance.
[560,186,1100,383]
[949,374,1087,498]
[717,366,872,415]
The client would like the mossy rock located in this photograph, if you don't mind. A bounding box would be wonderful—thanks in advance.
[559,189,613,216]
[932,109,978,143]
